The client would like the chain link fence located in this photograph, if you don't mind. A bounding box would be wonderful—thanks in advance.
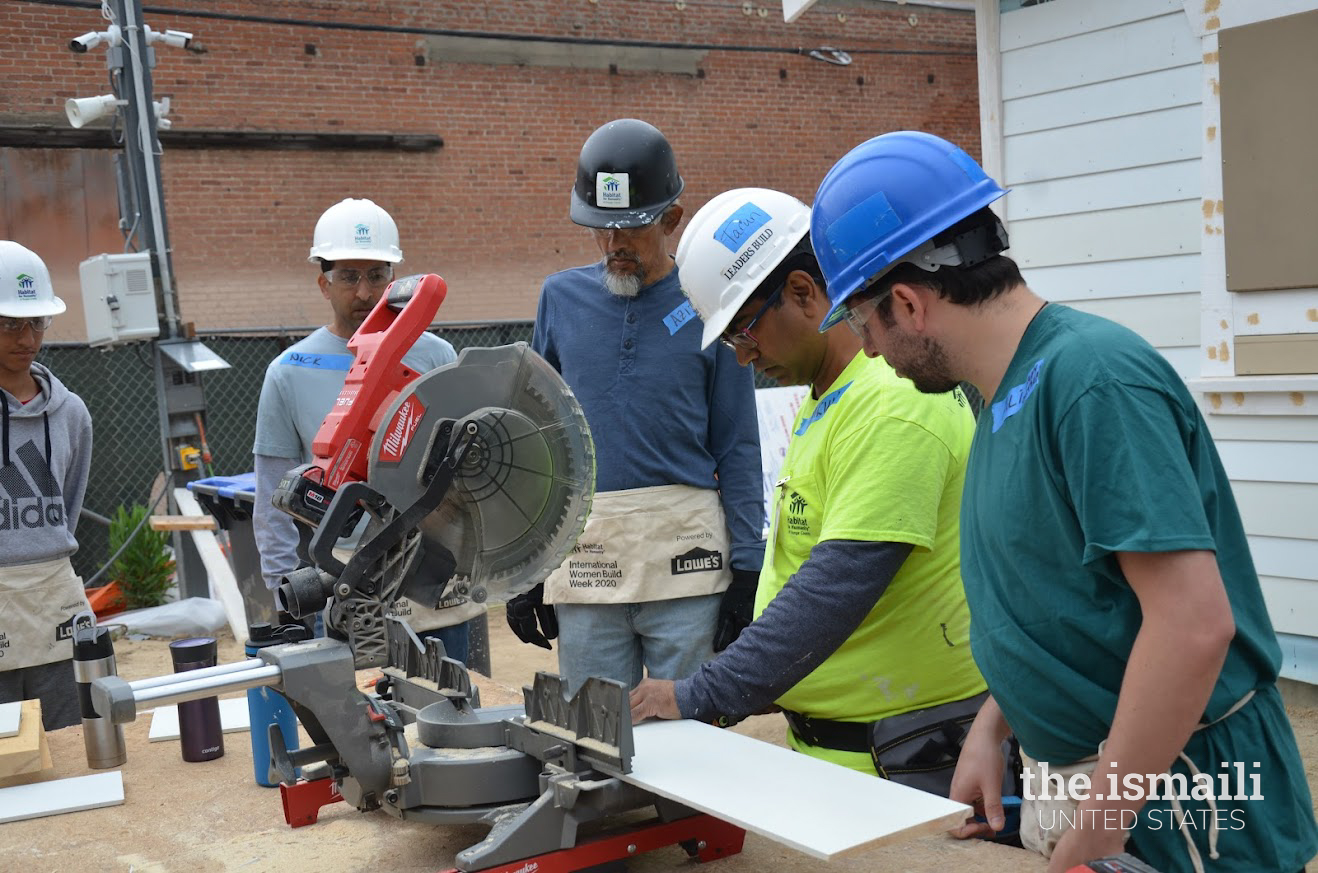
[40,321,535,580]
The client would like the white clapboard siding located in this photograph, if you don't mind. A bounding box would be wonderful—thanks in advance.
[1007,160,1200,222]
[1011,202,1201,269]
[1004,65,1201,136]
[1204,415,1318,443]
[1023,255,1199,303]
[1004,106,1201,186]
[1063,293,1199,348]
[1248,536,1318,584]
[1230,290,1318,337]
[1001,12,1198,100]
[1216,441,1318,485]
[1000,0,1180,52]
[1232,481,1318,541]
[1158,346,1202,380]
[1260,576,1318,638]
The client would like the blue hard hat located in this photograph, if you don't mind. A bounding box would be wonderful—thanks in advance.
[811,131,1007,332]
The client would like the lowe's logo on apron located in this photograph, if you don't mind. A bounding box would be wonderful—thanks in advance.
[670,546,724,575]
[55,611,94,643]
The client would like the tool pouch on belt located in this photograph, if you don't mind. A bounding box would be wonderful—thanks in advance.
[869,690,993,796]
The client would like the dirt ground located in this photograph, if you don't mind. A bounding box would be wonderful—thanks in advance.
[6,608,1317,872]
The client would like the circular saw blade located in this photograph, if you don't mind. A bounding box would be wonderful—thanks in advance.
[366,343,594,604]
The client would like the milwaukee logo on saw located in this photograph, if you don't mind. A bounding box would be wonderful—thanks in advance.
[380,395,426,463]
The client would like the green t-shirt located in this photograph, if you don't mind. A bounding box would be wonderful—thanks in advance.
[962,304,1316,872]
[761,352,985,772]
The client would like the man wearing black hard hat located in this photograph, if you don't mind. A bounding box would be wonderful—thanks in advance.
[507,119,765,697]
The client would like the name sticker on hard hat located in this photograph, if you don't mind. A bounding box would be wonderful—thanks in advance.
[597,172,630,209]
[714,203,771,253]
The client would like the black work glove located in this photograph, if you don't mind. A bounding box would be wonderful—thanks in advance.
[506,583,558,650]
[712,568,760,652]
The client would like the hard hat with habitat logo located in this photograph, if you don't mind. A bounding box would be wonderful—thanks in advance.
[811,131,1008,332]
[570,119,684,229]
[307,198,403,264]
[0,240,66,318]
[675,188,811,350]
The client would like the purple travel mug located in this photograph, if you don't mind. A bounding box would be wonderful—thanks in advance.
[169,637,225,762]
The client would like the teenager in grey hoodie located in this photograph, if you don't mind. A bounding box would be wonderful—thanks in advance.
[0,241,94,731]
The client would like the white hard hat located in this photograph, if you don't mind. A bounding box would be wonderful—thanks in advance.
[676,188,811,349]
[0,241,66,318]
[307,198,403,264]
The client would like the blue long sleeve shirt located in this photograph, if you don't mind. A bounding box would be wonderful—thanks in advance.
[532,261,765,571]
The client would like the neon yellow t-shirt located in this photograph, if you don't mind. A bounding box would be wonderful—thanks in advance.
[759,352,985,772]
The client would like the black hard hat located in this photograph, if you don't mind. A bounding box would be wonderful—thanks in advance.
[570,119,685,229]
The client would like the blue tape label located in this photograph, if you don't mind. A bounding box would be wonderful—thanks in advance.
[281,351,353,371]
[795,381,852,436]
[990,359,1045,433]
[664,300,699,335]
[714,202,772,253]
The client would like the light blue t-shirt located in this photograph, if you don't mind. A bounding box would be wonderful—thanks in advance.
[253,326,456,461]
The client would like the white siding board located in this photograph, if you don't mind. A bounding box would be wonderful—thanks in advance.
[1230,290,1318,337]
[1217,441,1318,485]
[1003,66,1201,136]
[1248,536,1318,583]
[1007,161,1200,221]
[1232,481,1318,540]
[1158,345,1201,380]
[1001,14,1199,100]
[1202,414,1318,443]
[1011,201,1200,269]
[1063,293,1199,348]
[1001,0,1179,52]
[1260,576,1318,638]
[1024,256,1198,303]
[1004,106,1201,185]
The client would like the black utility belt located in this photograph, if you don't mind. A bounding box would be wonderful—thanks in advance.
[782,709,870,753]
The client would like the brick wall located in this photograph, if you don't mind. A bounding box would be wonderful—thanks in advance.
[2,0,979,329]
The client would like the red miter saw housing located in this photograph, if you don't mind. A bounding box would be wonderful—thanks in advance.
[309,273,447,491]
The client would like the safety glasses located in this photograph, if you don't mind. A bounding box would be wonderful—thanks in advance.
[325,265,394,289]
[0,315,54,333]
[842,289,891,338]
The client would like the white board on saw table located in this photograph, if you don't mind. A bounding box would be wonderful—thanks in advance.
[0,701,21,739]
[626,720,970,860]
[148,696,250,741]
[0,771,124,824]
[173,486,247,640]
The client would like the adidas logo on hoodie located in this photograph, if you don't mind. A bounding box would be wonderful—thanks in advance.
[0,438,64,531]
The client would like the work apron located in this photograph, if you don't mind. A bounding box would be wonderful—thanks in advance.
[0,556,92,671]
[545,484,732,605]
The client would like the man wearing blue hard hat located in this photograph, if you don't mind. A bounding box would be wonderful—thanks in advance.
[810,131,1317,873]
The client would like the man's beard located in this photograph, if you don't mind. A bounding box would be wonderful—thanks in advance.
[888,330,960,396]
[602,270,641,298]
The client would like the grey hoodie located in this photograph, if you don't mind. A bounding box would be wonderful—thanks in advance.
[1,362,92,566]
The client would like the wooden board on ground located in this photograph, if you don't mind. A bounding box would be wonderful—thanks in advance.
[0,701,20,738]
[173,487,247,640]
[148,697,250,742]
[0,700,50,783]
[625,720,970,861]
[0,771,124,824]
[150,514,218,531]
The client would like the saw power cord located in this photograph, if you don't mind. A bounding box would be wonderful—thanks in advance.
[82,471,173,590]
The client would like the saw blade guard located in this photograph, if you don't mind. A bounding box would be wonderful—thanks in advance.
[366,342,594,605]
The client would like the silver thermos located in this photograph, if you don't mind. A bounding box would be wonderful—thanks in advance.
[72,610,127,769]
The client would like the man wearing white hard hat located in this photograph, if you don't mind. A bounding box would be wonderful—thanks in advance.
[629,190,995,795]
[252,198,481,656]
[0,241,95,731]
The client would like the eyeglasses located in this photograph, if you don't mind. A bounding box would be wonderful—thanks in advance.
[842,289,890,338]
[0,316,53,333]
[326,266,393,289]
[719,286,784,351]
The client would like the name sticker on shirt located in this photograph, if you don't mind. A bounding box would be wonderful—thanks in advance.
[990,358,1045,433]
[281,351,353,371]
[663,300,698,335]
[794,381,852,436]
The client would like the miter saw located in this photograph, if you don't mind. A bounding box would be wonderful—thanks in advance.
[90,274,746,872]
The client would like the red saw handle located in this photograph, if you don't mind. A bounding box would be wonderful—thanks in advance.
[310,273,448,489]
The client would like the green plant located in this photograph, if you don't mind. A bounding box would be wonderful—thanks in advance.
[108,503,176,610]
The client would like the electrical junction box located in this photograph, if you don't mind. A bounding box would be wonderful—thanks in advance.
[79,251,160,346]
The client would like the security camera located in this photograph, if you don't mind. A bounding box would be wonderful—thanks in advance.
[145,26,193,49]
[69,31,103,53]
[68,25,120,53]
